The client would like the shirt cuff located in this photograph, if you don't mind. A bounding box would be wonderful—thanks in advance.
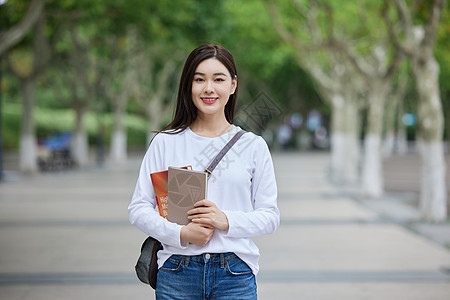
[177,225,189,249]
[222,210,235,236]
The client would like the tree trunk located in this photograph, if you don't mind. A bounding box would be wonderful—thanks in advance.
[329,94,346,182]
[396,97,409,154]
[413,56,447,221]
[146,100,165,146]
[19,79,38,174]
[146,123,159,147]
[72,108,89,167]
[110,103,127,163]
[362,133,383,197]
[382,132,396,157]
[329,94,360,185]
[419,141,447,220]
[343,99,361,184]
[362,83,389,197]
[110,129,127,162]
[382,96,397,157]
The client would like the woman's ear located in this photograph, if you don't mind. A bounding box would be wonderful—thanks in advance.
[231,75,237,95]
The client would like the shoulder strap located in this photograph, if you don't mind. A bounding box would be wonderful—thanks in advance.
[204,129,247,178]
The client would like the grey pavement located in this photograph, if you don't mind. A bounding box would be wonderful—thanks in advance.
[0,152,450,300]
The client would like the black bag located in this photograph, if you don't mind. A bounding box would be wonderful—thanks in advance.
[135,236,163,289]
[135,130,246,289]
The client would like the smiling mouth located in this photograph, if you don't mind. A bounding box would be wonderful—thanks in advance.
[201,97,218,103]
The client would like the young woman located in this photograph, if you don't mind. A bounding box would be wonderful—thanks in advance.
[128,44,279,299]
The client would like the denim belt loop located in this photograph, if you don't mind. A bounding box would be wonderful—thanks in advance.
[184,256,190,267]
[220,253,225,269]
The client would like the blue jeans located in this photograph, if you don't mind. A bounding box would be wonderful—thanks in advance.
[156,252,257,300]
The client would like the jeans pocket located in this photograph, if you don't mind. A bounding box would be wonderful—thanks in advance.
[159,256,184,273]
[225,257,252,276]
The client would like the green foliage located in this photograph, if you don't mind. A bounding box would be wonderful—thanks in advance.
[2,0,450,153]
[436,4,450,139]
[225,0,293,79]
[1,0,30,28]
[2,103,148,149]
[436,4,450,90]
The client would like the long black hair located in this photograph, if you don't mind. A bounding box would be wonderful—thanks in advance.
[162,44,238,133]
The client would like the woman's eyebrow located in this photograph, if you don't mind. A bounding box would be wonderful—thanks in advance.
[214,72,228,77]
[194,72,228,77]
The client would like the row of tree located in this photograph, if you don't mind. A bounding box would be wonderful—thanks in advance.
[265,0,449,221]
[1,0,449,221]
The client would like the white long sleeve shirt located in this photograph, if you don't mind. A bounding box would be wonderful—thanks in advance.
[128,125,280,275]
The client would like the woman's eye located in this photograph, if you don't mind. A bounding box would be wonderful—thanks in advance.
[194,78,204,82]
[215,78,225,82]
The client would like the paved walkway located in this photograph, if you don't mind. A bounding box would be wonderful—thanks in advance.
[0,152,449,299]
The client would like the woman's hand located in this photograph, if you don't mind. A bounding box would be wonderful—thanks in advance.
[180,222,214,247]
[188,199,229,231]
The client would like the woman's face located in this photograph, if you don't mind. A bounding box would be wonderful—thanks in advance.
[191,58,237,120]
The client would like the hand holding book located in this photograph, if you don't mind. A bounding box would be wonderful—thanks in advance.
[151,167,214,246]
[150,130,246,225]
[188,199,230,231]
[180,222,214,247]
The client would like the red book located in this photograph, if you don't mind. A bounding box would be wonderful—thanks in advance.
[150,166,192,219]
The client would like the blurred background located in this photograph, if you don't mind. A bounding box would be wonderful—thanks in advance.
[0,0,450,299]
[2,0,448,219]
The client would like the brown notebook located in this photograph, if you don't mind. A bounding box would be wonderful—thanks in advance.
[167,167,207,225]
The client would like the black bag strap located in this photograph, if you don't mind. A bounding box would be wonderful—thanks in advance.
[204,129,246,178]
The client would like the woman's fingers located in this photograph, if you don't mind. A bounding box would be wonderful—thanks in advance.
[180,222,214,246]
[187,199,213,216]
[186,199,229,231]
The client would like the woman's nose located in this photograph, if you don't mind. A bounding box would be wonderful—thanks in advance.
[204,80,214,93]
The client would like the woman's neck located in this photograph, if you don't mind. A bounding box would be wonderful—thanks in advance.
[190,116,232,138]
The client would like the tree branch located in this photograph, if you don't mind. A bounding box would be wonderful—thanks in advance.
[0,0,46,55]
[313,0,335,43]
[329,39,374,80]
[264,0,303,50]
[154,60,176,101]
[383,42,404,80]
[299,54,339,95]
[382,0,410,56]
[31,12,51,79]
[292,0,322,42]
[392,0,414,35]
[422,0,446,49]
[264,0,326,52]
